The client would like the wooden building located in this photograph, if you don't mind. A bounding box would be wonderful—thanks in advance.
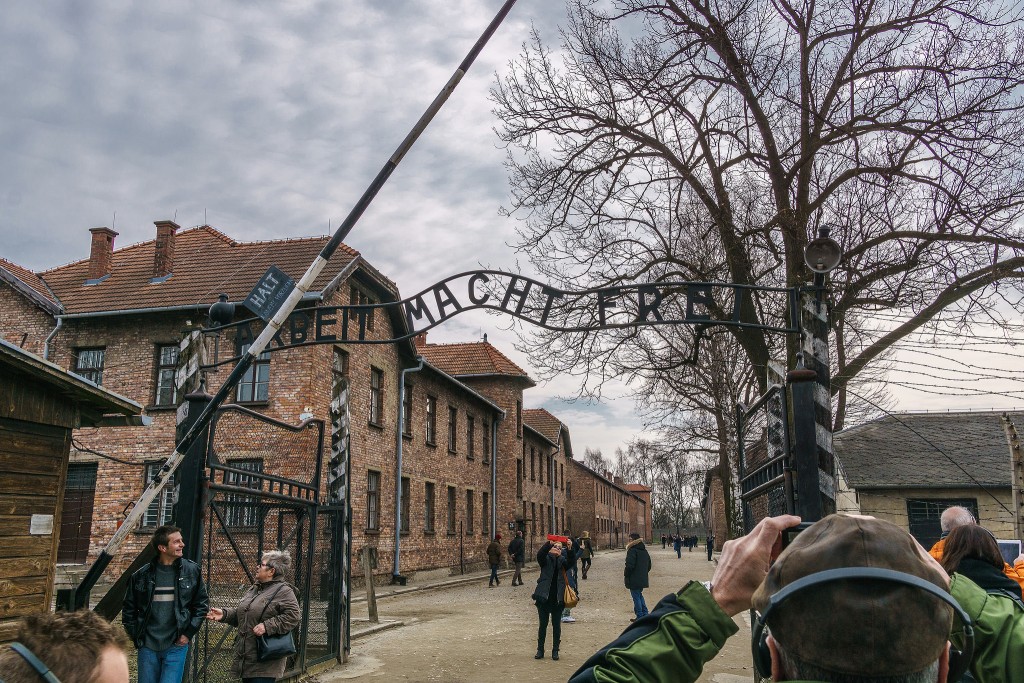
[0,338,142,641]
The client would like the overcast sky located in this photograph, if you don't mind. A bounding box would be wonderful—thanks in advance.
[2,1,1022,460]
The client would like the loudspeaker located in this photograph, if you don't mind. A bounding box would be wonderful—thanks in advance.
[750,567,974,681]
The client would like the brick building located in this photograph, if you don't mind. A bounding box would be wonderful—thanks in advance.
[565,458,648,549]
[0,220,621,583]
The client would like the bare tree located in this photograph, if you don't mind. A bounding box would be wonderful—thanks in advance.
[494,0,1024,433]
[582,446,609,473]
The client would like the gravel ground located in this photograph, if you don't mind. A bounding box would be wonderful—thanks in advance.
[316,543,760,682]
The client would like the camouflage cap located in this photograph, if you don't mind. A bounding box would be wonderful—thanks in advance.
[751,514,952,677]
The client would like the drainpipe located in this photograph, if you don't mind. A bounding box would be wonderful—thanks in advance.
[43,316,63,360]
[393,356,424,582]
[550,430,562,533]
[491,414,501,538]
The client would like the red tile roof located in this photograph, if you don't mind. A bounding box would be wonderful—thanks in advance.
[418,341,532,382]
[625,483,652,493]
[523,408,563,444]
[0,258,60,311]
[37,226,364,315]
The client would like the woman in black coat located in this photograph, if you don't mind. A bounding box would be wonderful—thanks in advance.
[532,540,568,660]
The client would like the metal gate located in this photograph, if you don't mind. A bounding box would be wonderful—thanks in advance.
[186,404,345,682]
[737,383,793,533]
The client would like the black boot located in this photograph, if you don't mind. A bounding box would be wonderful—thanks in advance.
[552,649,559,661]
[535,647,544,659]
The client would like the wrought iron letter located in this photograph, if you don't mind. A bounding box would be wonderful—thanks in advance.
[316,308,338,341]
[433,282,464,320]
[539,286,564,325]
[500,276,532,315]
[404,294,437,331]
[637,285,665,323]
[468,273,490,305]
[598,288,620,326]
[686,284,713,321]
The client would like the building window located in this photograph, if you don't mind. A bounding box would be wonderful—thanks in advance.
[516,459,523,498]
[154,344,179,406]
[349,284,375,330]
[225,460,263,528]
[426,396,437,445]
[466,416,475,460]
[539,503,545,535]
[906,498,979,549]
[530,448,535,481]
[424,482,435,533]
[482,419,490,464]
[400,476,411,534]
[566,481,572,499]
[466,490,474,535]
[560,463,564,490]
[482,492,489,535]
[531,502,536,535]
[369,367,384,425]
[516,400,522,437]
[447,486,457,534]
[237,343,270,402]
[402,384,414,437]
[142,462,177,528]
[448,406,458,453]
[366,470,381,531]
[73,347,105,385]
[539,451,544,485]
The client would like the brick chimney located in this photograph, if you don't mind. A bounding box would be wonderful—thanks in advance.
[414,331,428,348]
[152,220,179,279]
[88,227,118,281]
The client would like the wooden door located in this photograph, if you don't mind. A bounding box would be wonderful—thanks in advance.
[57,464,97,564]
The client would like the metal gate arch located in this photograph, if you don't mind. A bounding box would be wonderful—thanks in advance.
[188,404,346,683]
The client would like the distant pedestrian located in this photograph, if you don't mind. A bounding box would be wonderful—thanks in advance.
[706,533,714,561]
[206,550,301,682]
[673,534,682,559]
[122,525,208,683]
[624,532,651,622]
[688,535,695,552]
[562,538,581,623]
[661,533,666,549]
[533,540,569,660]
[487,534,503,587]
[579,531,594,580]
[508,531,525,586]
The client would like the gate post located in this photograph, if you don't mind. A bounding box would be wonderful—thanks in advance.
[788,288,836,522]
[174,388,213,565]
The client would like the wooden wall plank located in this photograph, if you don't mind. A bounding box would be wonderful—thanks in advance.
[0,557,49,578]
[0,595,48,619]
[0,495,58,516]
[0,620,21,643]
[0,452,62,476]
[0,537,52,557]
[0,577,47,598]
[0,472,59,497]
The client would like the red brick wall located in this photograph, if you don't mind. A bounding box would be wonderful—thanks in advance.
[0,282,56,356]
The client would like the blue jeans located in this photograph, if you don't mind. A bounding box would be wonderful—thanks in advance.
[138,643,189,683]
[489,563,500,584]
[630,589,649,619]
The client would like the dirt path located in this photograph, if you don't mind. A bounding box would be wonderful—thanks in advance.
[318,544,759,682]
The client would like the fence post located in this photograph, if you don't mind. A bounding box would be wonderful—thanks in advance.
[175,389,213,565]
[362,548,378,624]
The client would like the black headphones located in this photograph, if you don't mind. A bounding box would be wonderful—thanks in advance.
[5,643,61,683]
[751,567,974,681]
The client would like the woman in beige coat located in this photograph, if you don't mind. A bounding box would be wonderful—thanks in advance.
[207,550,301,682]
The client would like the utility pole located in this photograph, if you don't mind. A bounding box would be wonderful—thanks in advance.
[1001,414,1024,541]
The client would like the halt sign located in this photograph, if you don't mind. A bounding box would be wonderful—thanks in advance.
[244,265,296,322]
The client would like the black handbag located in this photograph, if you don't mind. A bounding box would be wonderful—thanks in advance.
[254,584,297,662]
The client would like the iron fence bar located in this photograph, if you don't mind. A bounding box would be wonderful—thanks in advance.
[208,501,258,584]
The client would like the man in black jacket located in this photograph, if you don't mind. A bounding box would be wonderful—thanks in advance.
[624,532,652,622]
[508,530,526,586]
[122,525,209,683]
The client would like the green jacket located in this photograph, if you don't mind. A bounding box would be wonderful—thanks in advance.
[949,573,1024,683]
[569,577,1024,683]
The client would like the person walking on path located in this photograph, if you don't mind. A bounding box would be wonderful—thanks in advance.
[533,540,569,660]
[706,533,714,562]
[624,532,651,622]
[122,525,209,683]
[508,531,526,586]
[562,538,582,623]
[486,534,503,587]
[673,534,682,559]
[661,533,666,549]
[579,531,594,580]
[207,550,301,683]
